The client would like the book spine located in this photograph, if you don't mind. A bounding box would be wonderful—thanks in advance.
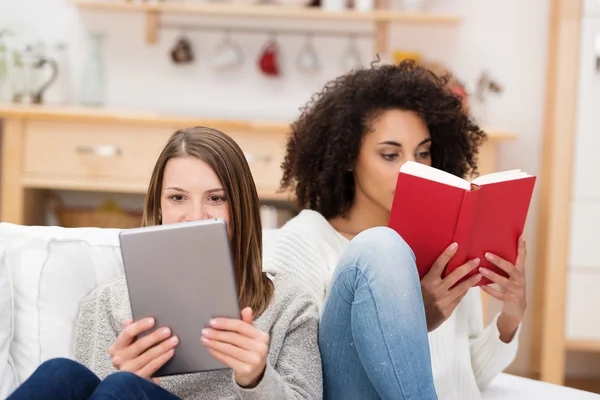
[446,189,481,280]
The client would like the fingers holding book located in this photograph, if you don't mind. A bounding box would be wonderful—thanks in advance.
[421,243,482,332]
[479,237,527,322]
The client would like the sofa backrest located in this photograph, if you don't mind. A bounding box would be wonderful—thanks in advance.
[0,223,124,387]
[0,222,281,391]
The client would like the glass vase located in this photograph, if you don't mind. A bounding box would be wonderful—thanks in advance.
[80,32,105,107]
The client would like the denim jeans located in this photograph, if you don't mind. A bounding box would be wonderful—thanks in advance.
[7,358,179,400]
[319,227,438,400]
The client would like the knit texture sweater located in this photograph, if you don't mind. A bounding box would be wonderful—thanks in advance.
[264,209,520,400]
[74,273,323,400]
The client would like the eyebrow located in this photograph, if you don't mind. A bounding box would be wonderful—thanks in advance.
[163,187,225,193]
[377,138,432,147]
[163,186,186,192]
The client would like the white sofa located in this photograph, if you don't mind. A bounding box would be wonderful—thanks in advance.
[0,222,598,400]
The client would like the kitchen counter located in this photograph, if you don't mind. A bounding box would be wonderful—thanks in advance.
[0,104,516,226]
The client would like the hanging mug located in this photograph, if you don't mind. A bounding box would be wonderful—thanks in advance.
[211,31,244,71]
[296,35,319,74]
[341,36,362,72]
[171,34,194,64]
[258,36,281,77]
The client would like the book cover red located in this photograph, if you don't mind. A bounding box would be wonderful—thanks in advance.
[388,172,536,286]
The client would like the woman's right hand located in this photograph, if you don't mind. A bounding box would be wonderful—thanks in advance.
[109,317,179,382]
[420,243,482,332]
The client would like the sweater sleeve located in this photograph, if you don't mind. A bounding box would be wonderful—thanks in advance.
[264,226,330,306]
[467,288,520,389]
[234,294,323,400]
[74,285,121,380]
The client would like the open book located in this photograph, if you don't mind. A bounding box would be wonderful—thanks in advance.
[388,161,536,286]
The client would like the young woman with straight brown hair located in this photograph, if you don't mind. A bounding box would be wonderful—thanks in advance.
[8,126,323,400]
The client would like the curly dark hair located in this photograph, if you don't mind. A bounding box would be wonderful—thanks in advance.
[280,59,487,220]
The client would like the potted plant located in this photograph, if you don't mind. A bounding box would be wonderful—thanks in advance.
[0,28,16,101]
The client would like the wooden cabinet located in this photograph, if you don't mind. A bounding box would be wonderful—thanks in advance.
[534,0,600,385]
[565,8,600,350]
[0,104,514,226]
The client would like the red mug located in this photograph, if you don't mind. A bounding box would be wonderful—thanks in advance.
[258,40,280,77]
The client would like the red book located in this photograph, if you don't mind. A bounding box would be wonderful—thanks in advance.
[388,161,536,286]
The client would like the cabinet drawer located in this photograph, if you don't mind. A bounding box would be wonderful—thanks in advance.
[24,121,172,185]
[228,131,287,196]
[565,270,600,340]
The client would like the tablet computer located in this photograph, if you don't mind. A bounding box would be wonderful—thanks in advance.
[119,219,240,377]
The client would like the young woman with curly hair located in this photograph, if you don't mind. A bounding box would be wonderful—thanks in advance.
[265,60,527,400]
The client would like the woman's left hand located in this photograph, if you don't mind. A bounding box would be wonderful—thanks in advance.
[479,236,527,322]
[201,307,270,388]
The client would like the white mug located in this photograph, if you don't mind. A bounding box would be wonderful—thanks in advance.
[402,0,425,11]
[342,38,362,71]
[211,34,243,71]
[297,38,319,74]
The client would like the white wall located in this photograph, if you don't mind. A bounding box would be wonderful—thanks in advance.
[1,0,581,377]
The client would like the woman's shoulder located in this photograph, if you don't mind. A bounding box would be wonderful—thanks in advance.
[278,210,335,237]
[274,209,342,251]
[81,275,129,311]
[263,272,320,318]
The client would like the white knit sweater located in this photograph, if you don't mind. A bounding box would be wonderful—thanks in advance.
[264,210,519,400]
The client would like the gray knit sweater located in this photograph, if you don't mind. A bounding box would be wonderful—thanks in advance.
[74,274,323,400]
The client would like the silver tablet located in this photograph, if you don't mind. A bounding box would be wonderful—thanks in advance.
[119,219,240,377]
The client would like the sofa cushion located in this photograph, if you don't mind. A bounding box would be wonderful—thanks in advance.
[0,242,17,398]
[0,223,124,384]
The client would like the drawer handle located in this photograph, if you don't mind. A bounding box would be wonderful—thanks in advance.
[76,145,122,157]
[244,152,272,163]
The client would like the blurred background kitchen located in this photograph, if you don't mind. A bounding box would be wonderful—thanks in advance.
[0,0,598,394]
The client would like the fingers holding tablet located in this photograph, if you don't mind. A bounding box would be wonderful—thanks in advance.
[109,317,180,380]
[201,307,270,388]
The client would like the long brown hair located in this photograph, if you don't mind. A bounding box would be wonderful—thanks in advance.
[142,126,274,317]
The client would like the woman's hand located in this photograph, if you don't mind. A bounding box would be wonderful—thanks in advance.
[201,308,269,388]
[421,242,483,331]
[479,236,527,342]
[109,318,179,383]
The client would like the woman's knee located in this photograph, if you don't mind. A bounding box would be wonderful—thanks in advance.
[101,371,140,387]
[345,227,415,269]
[95,372,161,398]
[37,358,89,376]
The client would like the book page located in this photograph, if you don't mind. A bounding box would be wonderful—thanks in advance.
[400,161,471,190]
[472,170,532,185]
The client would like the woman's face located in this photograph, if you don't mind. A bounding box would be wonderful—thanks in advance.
[354,109,432,213]
[160,156,230,229]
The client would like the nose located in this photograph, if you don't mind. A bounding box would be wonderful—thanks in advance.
[186,206,211,222]
[398,156,415,170]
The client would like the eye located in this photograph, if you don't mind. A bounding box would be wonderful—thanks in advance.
[209,195,226,203]
[381,153,400,161]
[169,194,185,202]
[417,151,431,160]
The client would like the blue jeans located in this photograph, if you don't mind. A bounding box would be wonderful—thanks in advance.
[319,227,437,400]
[7,358,178,400]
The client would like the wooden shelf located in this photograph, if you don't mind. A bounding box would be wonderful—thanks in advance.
[70,0,460,50]
[0,104,515,142]
[70,0,461,24]
[566,340,600,353]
